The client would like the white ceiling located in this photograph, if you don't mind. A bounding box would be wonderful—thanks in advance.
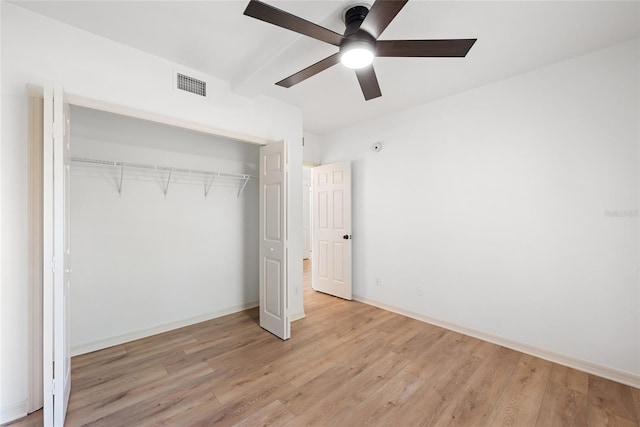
[12,1,640,135]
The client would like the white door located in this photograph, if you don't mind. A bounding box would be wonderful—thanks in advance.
[259,141,290,340]
[302,167,312,259]
[312,162,352,300]
[43,84,72,427]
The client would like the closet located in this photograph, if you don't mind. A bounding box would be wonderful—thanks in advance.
[69,106,261,356]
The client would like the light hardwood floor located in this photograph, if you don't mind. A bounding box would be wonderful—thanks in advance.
[5,259,640,426]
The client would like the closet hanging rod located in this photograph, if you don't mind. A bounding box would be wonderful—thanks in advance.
[70,156,257,179]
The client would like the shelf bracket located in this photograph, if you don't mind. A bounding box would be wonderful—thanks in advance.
[237,175,250,199]
[163,170,172,197]
[204,173,218,198]
[116,165,125,196]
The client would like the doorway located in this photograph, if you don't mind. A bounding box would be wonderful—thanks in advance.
[304,162,353,301]
[303,166,313,261]
[302,166,315,307]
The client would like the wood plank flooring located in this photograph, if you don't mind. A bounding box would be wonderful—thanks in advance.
[5,259,639,426]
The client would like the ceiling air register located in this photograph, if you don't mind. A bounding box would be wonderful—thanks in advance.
[177,73,207,97]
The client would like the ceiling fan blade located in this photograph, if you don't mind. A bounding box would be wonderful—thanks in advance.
[376,39,477,57]
[244,0,343,46]
[355,65,382,101]
[359,0,409,39]
[276,53,341,88]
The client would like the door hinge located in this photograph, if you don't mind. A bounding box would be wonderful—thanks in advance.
[52,379,56,395]
[51,257,56,272]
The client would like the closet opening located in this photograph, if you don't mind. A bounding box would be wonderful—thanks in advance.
[67,105,263,356]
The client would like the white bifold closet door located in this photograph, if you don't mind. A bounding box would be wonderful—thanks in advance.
[259,140,290,340]
[43,83,72,427]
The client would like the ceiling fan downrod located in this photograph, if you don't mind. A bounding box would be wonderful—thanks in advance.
[343,5,370,37]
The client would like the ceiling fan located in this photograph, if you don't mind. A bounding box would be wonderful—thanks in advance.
[243,0,477,101]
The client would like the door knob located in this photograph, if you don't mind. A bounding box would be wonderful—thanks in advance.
[343,234,351,240]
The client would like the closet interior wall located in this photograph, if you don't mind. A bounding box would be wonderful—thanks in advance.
[69,106,260,355]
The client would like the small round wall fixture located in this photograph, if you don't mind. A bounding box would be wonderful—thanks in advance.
[371,142,382,152]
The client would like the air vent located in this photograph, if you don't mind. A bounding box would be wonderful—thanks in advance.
[176,73,206,97]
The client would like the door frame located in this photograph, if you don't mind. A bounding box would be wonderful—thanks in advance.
[27,88,44,414]
[27,85,295,414]
[302,166,313,260]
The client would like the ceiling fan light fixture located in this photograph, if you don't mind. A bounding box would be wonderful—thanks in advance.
[340,40,375,69]
[341,47,374,69]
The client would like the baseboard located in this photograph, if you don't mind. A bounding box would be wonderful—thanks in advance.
[289,310,306,322]
[353,295,640,389]
[0,399,28,425]
[71,302,259,357]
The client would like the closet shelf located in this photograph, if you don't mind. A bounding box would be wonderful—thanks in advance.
[71,156,256,198]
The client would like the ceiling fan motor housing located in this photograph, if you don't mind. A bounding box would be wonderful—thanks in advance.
[341,5,376,55]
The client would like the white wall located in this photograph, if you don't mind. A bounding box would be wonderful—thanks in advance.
[69,107,260,354]
[0,0,9,422]
[322,39,639,380]
[303,131,322,165]
[0,3,303,422]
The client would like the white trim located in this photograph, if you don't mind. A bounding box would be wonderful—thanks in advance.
[0,400,28,425]
[42,84,55,426]
[354,295,640,389]
[289,311,306,322]
[0,6,3,414]
[71,302,259,357]
[27,94,44,413]
[68,93,270,145]
[26,84,270,146]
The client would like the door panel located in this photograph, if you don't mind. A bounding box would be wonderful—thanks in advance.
[333,190,344,229]
[318,192,328,228]
[259,141,290,340]
[333,242,345,282]
[264,258,281,316]
[312,162,352,300]
[265,183,281,240]
[318,241,328,278]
